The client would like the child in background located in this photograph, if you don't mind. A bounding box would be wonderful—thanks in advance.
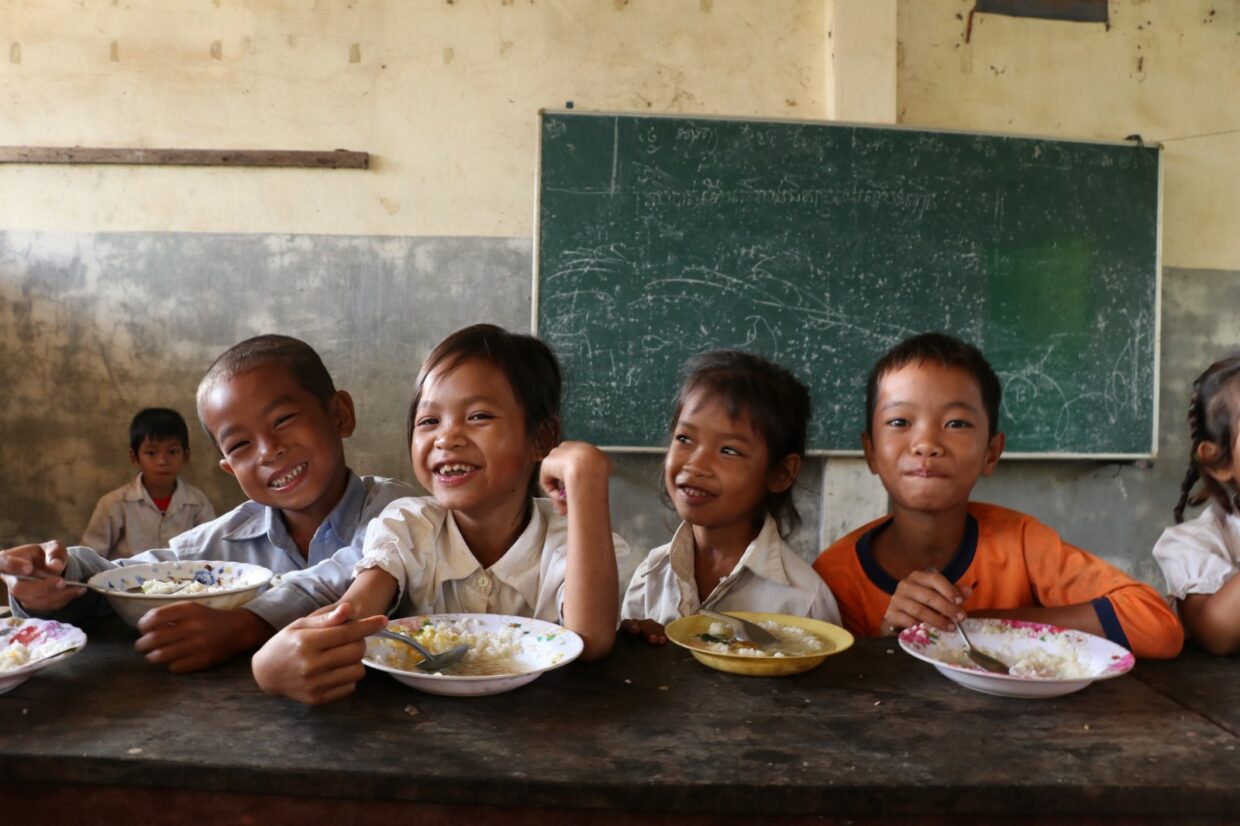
[621,351,839,644]
[814,332,1182,659]
[252,324,628,705]
[1,334,412,672]
[1153,354,1240,655]
[81,407,216,559]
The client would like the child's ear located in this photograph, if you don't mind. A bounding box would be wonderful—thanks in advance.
[531,417,562,460]
[183,445,192,464]
[218,457,236,478]
[980,431,1005,476]
[861,432,879,475]
[767,454,801,494]
[128,449,140,468]
[1197,441,1235,483]
[330,391,357,438]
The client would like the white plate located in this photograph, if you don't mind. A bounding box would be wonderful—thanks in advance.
[87,560,273,627]
[364,613,583,697]
[0,617,87,695]
[898,618,1134,699]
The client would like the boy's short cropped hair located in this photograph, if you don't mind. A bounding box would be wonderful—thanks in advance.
[408,324,562,447]
[865,332,1002,436]
[130,408,191,453]
[196,334,337,447]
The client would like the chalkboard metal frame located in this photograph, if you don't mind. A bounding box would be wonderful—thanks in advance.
[533,110,1162,460]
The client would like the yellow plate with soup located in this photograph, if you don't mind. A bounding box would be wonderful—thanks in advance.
[665,612,854,677]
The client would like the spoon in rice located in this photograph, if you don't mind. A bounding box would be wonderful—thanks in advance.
[374,629,470,674]
[698,609,779,645]
[7,572,156,595]
[955,621,1010,674]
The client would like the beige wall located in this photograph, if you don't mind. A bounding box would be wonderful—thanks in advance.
[898,0,1240,271]
[0,0,826,238]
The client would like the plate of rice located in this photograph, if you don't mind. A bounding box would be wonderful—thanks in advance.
[665,612,854,677]
[363,613,584,696]
[0,617,87,695]
[898,618,1135,698]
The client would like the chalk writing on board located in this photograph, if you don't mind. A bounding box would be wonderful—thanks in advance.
[538,113,1160,455]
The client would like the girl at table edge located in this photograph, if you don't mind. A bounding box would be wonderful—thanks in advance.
[251,324,629,705]
[620,350,840,645]
[1153,352,1240,655]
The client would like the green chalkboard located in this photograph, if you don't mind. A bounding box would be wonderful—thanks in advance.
[535,112,1160,457]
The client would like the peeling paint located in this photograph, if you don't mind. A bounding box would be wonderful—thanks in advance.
[379,196,400,215]
[700,0,714,10]
[500,40,514,55]
[209,40,222,60]
[110,41,119,62]
[443,47,454,64]
[9,42,20,65]
[349,43,361,63]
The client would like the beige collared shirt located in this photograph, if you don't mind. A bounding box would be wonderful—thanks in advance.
[622,515,841,626]
[355,496,630,622]
[80,474,215,560]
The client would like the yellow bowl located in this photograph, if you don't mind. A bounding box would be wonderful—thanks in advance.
[665,612,854,677]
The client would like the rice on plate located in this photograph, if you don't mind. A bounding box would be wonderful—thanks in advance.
[364,613,584,696]
[898,618,1134,699]
[665,612,854,677]
[0,617,87,695]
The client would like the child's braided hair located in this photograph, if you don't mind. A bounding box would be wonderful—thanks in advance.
[1173,354,1240,523]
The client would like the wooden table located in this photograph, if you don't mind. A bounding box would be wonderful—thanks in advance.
[2,618,1238,824]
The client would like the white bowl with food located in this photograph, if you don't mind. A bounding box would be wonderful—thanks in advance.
[898,618,1135,698]
[363,613,584,697]
[87,560,273,627]
[1,616,87,694]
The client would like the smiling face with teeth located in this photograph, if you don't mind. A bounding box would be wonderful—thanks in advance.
[201,362,356,551]
[664,388,795,544]
[410,357,548,532]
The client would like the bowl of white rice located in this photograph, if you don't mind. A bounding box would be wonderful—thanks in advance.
[88,560,273,627]
[363,613,584,696]
[665,612,854,677]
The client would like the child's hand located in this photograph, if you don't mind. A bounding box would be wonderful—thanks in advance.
[620,618,667,645]
[539,440,613,515]
[134,604,274,673]
[251,602,387,705]
[0,542,84,612]
[883,570,973,635]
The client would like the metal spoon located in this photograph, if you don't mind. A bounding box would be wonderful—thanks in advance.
[374,628,470,674]
[6,572,144,594]
[955,621,1010,674]
[698,609,779,645]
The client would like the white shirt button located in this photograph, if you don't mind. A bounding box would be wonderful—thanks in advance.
[476,575,491,591]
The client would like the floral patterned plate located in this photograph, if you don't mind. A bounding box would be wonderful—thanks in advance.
[0,617,87,695]
[898,618,1134,699]
[364,613,583,697]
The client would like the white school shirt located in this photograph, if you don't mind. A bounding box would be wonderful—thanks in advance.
[1152,502,1240,602]
[355,496,630,622]
[622,515,841,626]
[80,474,215,560]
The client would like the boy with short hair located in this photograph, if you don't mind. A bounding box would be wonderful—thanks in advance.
[813,332,1183,659]
[81,407,216,559]
[1,334,412,672]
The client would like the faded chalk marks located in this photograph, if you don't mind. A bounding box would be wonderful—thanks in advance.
[537,113,1161,455]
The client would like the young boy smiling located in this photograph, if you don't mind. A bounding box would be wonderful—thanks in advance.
[1,335,412,672]
[813,332,1182,659]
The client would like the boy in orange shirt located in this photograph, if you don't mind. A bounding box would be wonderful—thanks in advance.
[813,333,1182,659]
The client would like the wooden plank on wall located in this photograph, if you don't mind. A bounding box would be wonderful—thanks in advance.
[0,147,369,169]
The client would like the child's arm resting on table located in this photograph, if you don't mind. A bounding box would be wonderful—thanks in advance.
[0,542,87,614]
[1177,582,1240,656]
[540,441,619,661]
[250,568,397,704]
[133,604,275,673]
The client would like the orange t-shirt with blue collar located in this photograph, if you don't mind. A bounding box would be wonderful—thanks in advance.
[812,502,1183,659]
